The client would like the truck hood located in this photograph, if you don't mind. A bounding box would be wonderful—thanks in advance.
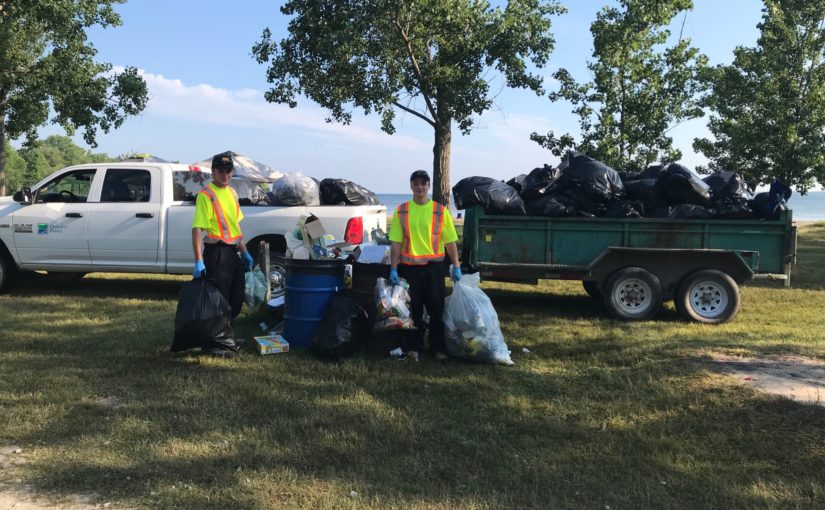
[0,196,23,217]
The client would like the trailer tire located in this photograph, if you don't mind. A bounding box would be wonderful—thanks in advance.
[603,267,663,321]
[582,280,602,300]
[675,270,740,324]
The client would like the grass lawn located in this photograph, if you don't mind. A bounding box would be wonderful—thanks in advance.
[0,222,824,509]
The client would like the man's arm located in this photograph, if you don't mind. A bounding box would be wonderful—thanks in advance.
[390,242,401,269]
[192,227,203,261]
[445,242,460,268]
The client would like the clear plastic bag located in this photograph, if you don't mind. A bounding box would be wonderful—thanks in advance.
[443,273,513,365]
[373,277,415,332]
[244,267,268,308]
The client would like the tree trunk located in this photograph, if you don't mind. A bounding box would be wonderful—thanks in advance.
[431,100,452,207]
[0,110,6,197]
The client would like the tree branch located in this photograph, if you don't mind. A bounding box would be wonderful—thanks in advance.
[394,17,438,121]
[393,100,435,127]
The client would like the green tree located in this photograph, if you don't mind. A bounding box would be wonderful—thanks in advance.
[531,0,707,172]
[0,0,148,195]
[1,139,26,192]
[694,0,825,192]
[253,0,565,205]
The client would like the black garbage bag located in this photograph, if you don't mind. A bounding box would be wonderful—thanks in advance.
[319,178,380,206]
[563,152,625,202]
[655,163,711,205]
[505,174,527,193]
[640,163,666,180]
[604,200,644,218]
[269,174,320,206]
[171,279,237,352]
[646,205,672,218]
[520,165,563,202]
[751,181,791,220]
[669,203,716,219]
[452,177,526,215]
[311,291,367,361]
[525,195,581,217]
[714,200,756,219]
[555,187,603,217]
[703,170,753,202]
[769,179,792,214]
[617,170,643,183]
[624,178,663,205]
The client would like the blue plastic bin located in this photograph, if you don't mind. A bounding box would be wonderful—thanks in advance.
[283,259,345,348]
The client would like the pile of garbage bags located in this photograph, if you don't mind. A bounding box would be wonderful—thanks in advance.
[259,174,381,207]
[453,150,792,221]
[443,273,513,365]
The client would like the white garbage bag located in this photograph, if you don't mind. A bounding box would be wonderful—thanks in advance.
[443,273,513,365]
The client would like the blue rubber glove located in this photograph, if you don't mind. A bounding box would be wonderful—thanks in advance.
[242,250,254,270]
[389,267,399,285]
[193,260,206,278]
[452,266,462,282]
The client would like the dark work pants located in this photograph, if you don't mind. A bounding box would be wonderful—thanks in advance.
[203,243,245,320]
[398,262,446,354]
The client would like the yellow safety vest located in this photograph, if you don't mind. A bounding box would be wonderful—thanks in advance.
[397,201,446,265]
[198,186,242,244]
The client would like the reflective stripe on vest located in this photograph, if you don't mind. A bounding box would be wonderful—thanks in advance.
[397,201,446,265]
[199,187,242,244]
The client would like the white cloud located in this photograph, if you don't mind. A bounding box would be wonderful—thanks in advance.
[138,71,429,152]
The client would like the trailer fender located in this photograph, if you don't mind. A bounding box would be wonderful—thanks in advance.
[587,247,754,293]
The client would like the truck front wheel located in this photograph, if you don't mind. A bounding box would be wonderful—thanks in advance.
[604,267,663,321]
[0,255,8,292]
[675,270,740,324]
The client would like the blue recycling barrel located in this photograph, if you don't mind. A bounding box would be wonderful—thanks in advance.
[283,258,345,348]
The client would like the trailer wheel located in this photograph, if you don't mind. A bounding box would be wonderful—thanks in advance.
[675,270,740,324]
[582,280,602,300]
[604,267,663,320]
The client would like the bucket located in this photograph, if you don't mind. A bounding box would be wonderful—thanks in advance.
[352,262,390,319]
[283,259,345,348]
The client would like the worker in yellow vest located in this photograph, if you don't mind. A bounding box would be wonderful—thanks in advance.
[389,170,461,361]
[191,152,255,336]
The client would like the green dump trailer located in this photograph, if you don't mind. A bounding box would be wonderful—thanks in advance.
[461,207,797,324]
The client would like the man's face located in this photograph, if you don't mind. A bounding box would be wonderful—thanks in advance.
[211,166,233,187]
[410,178,430,201]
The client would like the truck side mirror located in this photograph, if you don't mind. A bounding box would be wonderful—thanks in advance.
[12,187,32,205]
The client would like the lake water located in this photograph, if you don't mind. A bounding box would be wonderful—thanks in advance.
[377,191,825,221]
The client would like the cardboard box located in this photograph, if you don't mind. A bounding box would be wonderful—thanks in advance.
[252,334,290,355]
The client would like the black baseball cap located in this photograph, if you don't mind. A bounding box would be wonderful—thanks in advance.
[211,151,234,171]
[410,170,430,182]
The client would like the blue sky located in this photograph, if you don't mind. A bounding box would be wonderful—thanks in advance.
[40,0,765,193]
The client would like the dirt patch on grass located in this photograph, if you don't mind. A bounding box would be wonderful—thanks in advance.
[0,446,106,509]
[706,353,825,406]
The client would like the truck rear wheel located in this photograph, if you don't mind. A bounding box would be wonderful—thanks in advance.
[604,267,663,321]
[675,270,740,324]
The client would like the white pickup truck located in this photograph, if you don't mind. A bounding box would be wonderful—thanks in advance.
[0,162,387,291]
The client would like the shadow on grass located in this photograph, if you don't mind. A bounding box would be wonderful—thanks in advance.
[3,314,824,508]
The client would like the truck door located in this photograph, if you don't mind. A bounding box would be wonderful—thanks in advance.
[12,168,96,267]
[87,168,161,268]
